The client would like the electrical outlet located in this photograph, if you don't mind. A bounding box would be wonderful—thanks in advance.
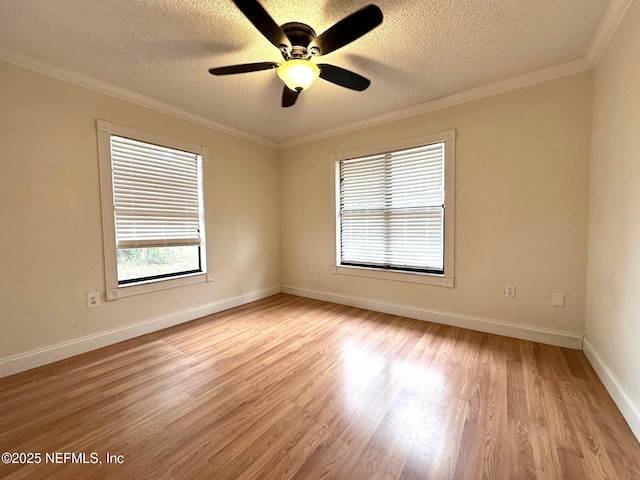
[504,285,516,298]
[86,292,100,308]
[309,264,315,274]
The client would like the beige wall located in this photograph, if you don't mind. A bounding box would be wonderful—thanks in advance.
[0,61,281,360]
[279,72,593,336]
[2,0,638,438]
[586,0,640,411]
[0,54,600,371]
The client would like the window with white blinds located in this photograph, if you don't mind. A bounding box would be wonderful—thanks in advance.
[97,120,208,298]
[110,135,203,249]
[339,141,447,274]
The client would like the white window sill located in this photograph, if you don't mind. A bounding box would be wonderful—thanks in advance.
[107,272,208,300]
[333,265,454,287]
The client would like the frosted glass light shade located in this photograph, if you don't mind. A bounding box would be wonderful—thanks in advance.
[277,59,320,91]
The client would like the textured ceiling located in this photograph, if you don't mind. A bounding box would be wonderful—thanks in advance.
[0,0,626,146]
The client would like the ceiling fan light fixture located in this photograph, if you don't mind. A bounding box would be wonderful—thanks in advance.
[277,59,320,92]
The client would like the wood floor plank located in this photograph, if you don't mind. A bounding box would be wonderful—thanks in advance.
[531,423,563,480]
[1,293,639,480]
[453,420,486,480]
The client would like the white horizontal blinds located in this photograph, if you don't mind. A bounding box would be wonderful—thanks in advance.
[110,135,202,249]
[340,142,445,272]
[388,143,444,270]
[340,155,387,265]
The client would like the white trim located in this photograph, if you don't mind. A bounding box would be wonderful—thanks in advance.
[97,121,119,294]
[0,286,282,379]
[331,130,455,286]
[281,286,583,350]
[1,0,630,154]
[331,130,456,162]
[334,265,454,288]
[0,45,277,149]
[97,120,211,300]
[582,336,640,443]
[100,120,205,155]
[106,273,207,301]
[1,44,588,151]
[277,58,592,149]
[585,0,635,66]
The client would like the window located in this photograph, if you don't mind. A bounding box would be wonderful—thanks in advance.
[97,120,209,299]
[333,130,455,287]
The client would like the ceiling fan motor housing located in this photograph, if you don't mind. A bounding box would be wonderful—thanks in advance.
[281,22,319,59]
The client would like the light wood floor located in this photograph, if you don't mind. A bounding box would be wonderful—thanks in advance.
[1,294,639,480]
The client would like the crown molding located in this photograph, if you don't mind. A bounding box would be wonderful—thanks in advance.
[276,56,592,149]
[585,0,635,66]
[277,0,634,149]
[0,45,277,149]
[0,0,632,152]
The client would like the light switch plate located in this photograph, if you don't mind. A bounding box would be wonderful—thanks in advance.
[551,292,565,307]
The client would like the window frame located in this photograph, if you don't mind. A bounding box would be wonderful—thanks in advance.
[97,120,210,300]
[331,130,455,287]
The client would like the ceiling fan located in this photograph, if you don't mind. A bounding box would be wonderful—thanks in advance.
[209,0,383,107]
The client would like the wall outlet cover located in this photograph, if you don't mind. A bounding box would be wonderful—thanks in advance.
[86,292,100,308]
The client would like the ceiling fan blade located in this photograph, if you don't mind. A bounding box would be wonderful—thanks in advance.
[232,0,291,50]
[310,5,382,56]
[209,62,279,75]
[319,64,370,91]
[282,86,299,107]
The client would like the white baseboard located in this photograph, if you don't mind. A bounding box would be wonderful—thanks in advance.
[583,336,640,443]
[282,285,583,349]
[0,286,281,379]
